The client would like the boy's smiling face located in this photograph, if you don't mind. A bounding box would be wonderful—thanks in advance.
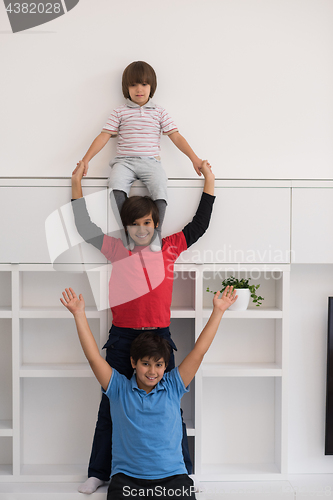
[131,357,166,393]
[127,212,157,247]
[128,82,151,106]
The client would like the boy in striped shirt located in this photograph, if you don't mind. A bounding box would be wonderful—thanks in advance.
[74,61,205,250]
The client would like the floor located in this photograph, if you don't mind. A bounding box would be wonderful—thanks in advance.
[1,476,333,499]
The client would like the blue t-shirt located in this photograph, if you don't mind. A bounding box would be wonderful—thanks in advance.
[103,367,189,479]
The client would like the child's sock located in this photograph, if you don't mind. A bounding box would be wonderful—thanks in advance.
[189,475,204,493]
[150,199,166,251]
[78,477,106,494]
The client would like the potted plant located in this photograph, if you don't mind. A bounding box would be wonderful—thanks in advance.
[206,276,264,311]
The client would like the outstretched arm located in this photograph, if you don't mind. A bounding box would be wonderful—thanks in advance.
[178,287,237,388]
[73,132,112,177]
[71,161,105,250]
[200,159,215,196]
[182,160,215,248]
[168,131,202,176]
[60,288,112,390]
[72,160,85,199]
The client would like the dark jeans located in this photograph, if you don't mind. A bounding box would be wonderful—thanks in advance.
[107,473,196,500]
[88,325,193,481]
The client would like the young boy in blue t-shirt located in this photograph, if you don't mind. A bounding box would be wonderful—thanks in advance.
[60,286,237,499]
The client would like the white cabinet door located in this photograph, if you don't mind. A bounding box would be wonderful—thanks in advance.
[0,184,291,264]
[162,187,291,263]
[0,187,107,264]
[292,188,333,263]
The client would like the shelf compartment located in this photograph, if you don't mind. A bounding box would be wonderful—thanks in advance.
[0,272,11,310]
[21,378,101,473]
[0,437,12,476]
[202,318,283,366]
[171,271,196,311]
[0,320,12,425]
[20,319,101,366]
[19,271,98,310]
[201,377,282,477]
[0,464,12,476]
[203,270,284,311]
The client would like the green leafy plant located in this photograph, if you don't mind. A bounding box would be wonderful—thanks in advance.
[206,276,264,307]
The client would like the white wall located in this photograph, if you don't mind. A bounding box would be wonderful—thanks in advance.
[1,0,333,179]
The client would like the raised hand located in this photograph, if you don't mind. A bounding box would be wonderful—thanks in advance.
[200,159,214,179]
[213,286,238,313]
[72,160,86,179]
[60,288,85,316]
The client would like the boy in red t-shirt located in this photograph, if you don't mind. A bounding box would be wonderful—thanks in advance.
[71,160,215,493]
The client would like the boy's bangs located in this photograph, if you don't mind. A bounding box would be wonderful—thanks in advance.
[128,67,150,86]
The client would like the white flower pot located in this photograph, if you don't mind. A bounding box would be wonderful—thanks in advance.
[228,288,251,311]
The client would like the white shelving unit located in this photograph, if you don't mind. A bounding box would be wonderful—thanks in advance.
[0,262,290,482]
[0,264,109,482]
[165,263,289,481]
[194,264,290,481]
[0,178,293,488]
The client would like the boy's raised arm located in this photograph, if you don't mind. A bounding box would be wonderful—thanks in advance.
[71,161,85,199]
[60,288,112,391]
[178,287,237,388]
[71,161,105,250]
[181,160,215,249]
[200,159,215,196]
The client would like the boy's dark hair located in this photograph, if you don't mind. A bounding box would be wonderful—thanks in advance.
[122,61,157,99]
[130,332,171,367]
[120,196,159,229]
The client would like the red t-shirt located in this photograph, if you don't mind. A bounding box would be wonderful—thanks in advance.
[100,232,187,328]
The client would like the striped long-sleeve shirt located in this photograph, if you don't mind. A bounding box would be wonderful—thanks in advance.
[102,98,178,157]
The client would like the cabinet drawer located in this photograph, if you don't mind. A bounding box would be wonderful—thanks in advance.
[292,188,333,263]
[0,187,107,264]
[162,187,291,263]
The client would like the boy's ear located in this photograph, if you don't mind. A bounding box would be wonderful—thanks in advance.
[130,357,136,369]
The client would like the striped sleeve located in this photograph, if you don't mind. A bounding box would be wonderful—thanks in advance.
[102,109,120,135]
[160,108,178,135]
